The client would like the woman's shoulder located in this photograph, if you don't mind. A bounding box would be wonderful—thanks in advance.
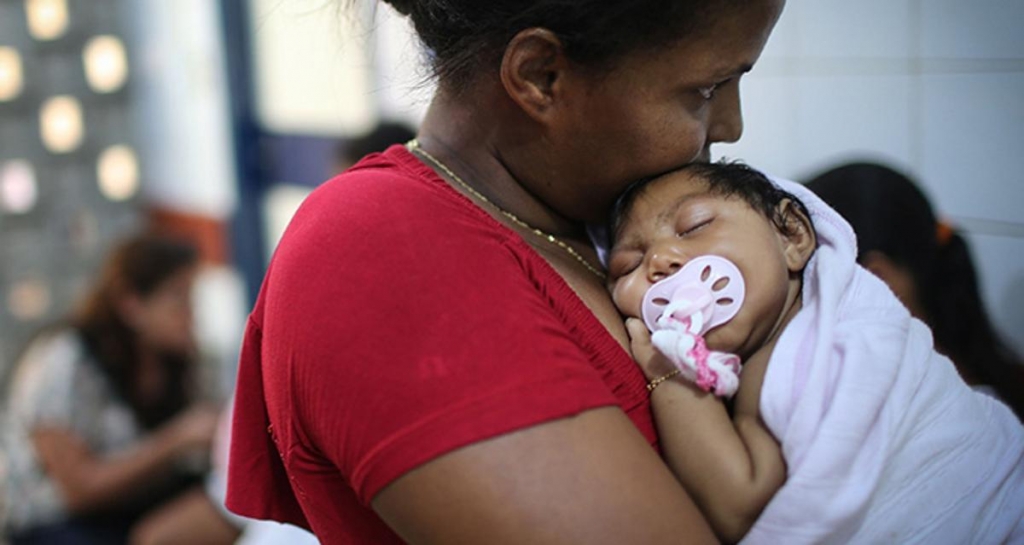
[7,327,108,424]
[271,145,528,277]
[308,145,477,220]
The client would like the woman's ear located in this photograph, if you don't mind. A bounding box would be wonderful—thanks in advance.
[499,27,570,123]
[779,199,817,273]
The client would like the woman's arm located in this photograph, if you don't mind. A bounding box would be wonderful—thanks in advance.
[373,406,719,544]
[30,404,219,514]
[627,319,786,544]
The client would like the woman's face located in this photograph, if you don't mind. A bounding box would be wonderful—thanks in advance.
[545,0,785,222]
[123,266,197,354]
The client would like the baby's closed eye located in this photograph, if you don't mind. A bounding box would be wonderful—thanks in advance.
[607,252,643,281]
[675,214,714,238]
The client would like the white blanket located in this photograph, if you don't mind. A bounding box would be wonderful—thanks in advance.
[741,179,1024,544]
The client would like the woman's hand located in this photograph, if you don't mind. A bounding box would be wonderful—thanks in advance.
[625,318,678,381]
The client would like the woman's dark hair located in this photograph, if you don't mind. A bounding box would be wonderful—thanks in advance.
[805,162,1024,420]
[611,161,814,243]
[379,0,739,91]
[72,233,200,429]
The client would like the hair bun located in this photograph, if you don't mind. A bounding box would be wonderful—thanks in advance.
[382,0,415,15]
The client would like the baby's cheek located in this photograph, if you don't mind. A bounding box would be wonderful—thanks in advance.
[611,277,645,319]
[703,320,747,357]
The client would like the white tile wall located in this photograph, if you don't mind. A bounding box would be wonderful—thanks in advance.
[793,0,914,59]
[921,0,1024,59]
[715,1,1024,356]
[758,2,799,60]
[791,74,915,174]
[716,76,797,176]
[920,73,1024,225]
[716,74,917,184]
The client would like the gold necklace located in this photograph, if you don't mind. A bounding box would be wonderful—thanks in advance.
[407,139,607,280]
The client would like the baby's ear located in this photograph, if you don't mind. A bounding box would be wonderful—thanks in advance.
[778,199,816,273]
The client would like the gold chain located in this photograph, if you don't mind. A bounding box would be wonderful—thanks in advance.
[407,139,607,280]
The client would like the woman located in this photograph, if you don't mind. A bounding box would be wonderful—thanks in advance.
[227,0,785,542]
[805,162,1024,420]
[3,233,223,544]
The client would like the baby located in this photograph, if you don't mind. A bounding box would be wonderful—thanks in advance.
[607,162,1024,544]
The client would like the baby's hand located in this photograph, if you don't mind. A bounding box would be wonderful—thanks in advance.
[625,318,678,381]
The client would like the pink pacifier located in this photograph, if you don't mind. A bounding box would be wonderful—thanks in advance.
[641,255,746,335]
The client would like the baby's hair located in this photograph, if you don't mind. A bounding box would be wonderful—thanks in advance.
[610,161,814,242]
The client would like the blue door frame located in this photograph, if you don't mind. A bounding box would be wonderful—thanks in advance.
[219,0,342,306]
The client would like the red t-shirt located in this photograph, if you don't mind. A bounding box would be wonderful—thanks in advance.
[226,145,656,543]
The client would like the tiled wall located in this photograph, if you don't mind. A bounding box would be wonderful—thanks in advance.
[715,0,1024,354]
[0,0,142,381]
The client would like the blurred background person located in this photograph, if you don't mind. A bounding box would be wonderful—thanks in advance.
[805,162,1024,420]
[1,233,229,545]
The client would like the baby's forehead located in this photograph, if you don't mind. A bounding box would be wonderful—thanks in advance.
[611,173,714,239]
[642,170,712,200]
[626,172,714,217]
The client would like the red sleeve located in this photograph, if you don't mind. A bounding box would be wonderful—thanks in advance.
[260,153,624,507]
[225,312,310,528]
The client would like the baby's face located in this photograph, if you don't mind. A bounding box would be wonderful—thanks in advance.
[608,171,797,358]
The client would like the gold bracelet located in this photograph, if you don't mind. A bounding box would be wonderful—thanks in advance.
[646,369,682,392]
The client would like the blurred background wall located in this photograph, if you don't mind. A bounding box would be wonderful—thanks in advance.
[1,0,147,390]
[0,0,1021,399]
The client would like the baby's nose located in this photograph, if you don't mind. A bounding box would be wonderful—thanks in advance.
[648,250,685,282]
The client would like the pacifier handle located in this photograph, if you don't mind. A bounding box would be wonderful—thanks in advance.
[641,255,746,335]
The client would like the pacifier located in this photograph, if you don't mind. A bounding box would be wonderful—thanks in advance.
[641,255,746,335]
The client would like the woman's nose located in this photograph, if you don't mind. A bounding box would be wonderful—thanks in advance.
[706,81,743,145]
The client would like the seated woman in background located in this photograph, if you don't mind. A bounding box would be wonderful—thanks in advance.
[2,233,227,545]
[805,162,1024,420]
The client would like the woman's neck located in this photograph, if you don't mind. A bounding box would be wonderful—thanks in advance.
[416,88,627,348]
[417,90,590,243]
